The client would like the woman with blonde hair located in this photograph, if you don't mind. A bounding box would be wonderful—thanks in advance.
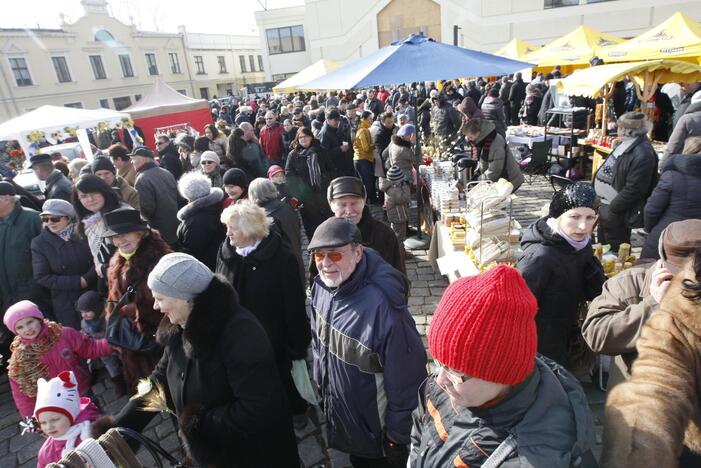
[216,201,311,426]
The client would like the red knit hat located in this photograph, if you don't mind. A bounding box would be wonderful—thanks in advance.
[428,265,538,385]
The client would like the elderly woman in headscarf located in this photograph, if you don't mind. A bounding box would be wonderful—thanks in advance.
[199,150,223,188]
[30,199,94,329]
[457,96,484,122]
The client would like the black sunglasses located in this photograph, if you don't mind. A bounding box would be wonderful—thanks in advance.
[41,216,64,223]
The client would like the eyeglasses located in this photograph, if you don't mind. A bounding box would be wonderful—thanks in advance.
[157,141,168,145]
[41,216,64,223]
[312,251,344,263]
[201,161,216,165]
[78,192,98,200]
[434,359,473,386]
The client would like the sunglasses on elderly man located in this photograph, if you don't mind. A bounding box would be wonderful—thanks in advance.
[312,251,344,263]
[434,359,473,385]
[41,216,64,223]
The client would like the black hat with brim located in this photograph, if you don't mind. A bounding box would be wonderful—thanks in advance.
[102,207,149,237]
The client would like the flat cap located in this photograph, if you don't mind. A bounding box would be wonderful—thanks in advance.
[130,147,155,158]
[28,153,52,168]
[327,176,365,200]
[308,217,362,251]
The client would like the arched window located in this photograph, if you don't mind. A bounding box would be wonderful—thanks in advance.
[94,29,115,42]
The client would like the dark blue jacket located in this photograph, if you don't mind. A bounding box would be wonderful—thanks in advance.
[310,248,426,458]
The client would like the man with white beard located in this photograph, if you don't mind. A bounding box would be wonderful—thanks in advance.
[308,217,426,468]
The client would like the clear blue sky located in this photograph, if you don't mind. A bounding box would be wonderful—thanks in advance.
[0,0,304,35]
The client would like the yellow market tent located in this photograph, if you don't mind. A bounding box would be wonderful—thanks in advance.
[598,12,701,64]
[272,59,340,93]
[522,26,624,70]
[494,39,540,60]
[556,60,701,99]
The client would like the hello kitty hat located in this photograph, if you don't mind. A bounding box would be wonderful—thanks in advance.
[34,371,81,424]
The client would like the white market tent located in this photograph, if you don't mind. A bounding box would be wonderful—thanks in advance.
[0,105,130,157]
[272,59,341,93]
[0,105,129,142]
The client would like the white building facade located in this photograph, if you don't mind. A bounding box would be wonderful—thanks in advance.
[0,0,265,122]
[255,0,701,82]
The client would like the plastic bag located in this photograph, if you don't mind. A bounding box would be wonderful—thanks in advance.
[291,360,320,405]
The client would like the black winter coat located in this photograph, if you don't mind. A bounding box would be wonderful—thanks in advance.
[516,218,606,365]
[261,198,303,279]
[176,189,226,270]
[595,135,658,229]
[158,142,183,181]
[44,170,73,202]
[216,233,310,363]
[641,154,701,259]
[30,227,95,329]
[113,275,299,468]
[432,102,463,142]
[216,233,311,413]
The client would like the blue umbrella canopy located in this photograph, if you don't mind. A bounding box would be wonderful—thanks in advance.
[300,34,534,90]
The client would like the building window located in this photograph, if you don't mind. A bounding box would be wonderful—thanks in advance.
[249,55,256,72]
[266,25,305,55]
[64,102,83,108]
[51,56,72,83]
[99,99,109,109]
[218,56,227,73]
[145,53,159,75]
[169,52,181,74]
[239,55,247,73]
[118,54,134,77]
[113,96,132,111]
[194,56,206,74]
[200,87,209,100]
[94,30,115,42]
[544,0,580,8]
[9,58,32,86]
[89,55,107,79]
[257,55,264,71]
[135,94,142,102]
[177,89,187,96]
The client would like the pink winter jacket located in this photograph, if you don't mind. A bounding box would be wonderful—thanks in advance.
[36,398,101,468]
[9,325,112,418]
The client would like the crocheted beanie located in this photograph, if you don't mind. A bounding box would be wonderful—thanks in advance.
[428,265,538,385]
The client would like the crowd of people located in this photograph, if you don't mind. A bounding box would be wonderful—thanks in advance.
[0,72,700,468]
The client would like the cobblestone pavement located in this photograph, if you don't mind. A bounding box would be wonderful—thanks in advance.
[0,175,628,466]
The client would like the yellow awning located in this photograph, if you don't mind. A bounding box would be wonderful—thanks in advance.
[598,12,701,63]
[494,39,540,60]
[522,26,624,68]
[272,59,341,93]
[556,60,701,98]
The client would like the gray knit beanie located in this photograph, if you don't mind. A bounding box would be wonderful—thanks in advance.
[178,171,212,201]
[147,253,213,300]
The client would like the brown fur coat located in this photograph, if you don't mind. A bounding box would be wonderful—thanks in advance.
[602,259,701,467]
[106,230,171,393]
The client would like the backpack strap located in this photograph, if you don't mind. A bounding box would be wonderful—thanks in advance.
[482,433,518,468]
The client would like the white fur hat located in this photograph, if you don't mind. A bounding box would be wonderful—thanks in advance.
[34,371,81,424]
[178,171,213,202]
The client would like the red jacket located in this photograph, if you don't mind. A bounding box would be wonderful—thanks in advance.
[259,123,285,162]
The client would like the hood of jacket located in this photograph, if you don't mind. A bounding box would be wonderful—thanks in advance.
[317,247,408,309]
[391,134,412,147]
[520,217,577,253]
[685,100,701,115]
[662,154,701,177]
[482,95,504,110]
[176,188,224,221]
[156,274,240,359]
[474,119,497,143]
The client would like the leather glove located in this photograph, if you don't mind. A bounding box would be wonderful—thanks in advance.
[384,435,409,468]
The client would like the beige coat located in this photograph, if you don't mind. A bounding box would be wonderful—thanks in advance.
[114,176,140,211]
[581,261,658,387]
[601,260,701,467]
